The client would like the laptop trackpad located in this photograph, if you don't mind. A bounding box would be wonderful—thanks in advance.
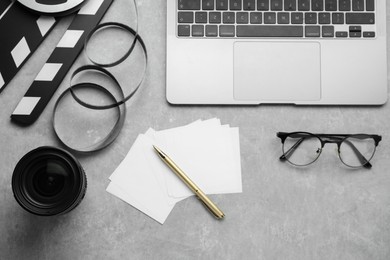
[234,42,321,102]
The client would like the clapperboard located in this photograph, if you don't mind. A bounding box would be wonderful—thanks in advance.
[0,0,58,93]
[1,0,113,125]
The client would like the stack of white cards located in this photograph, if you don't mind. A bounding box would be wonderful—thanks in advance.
[106,118,242,224]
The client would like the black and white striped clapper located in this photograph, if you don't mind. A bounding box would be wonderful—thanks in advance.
[0,1,58,93]
[11,0,113,125]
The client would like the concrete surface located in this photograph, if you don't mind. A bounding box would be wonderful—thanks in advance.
[1,1,390,259]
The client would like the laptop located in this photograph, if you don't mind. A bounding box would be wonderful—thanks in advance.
[166,0,388,105]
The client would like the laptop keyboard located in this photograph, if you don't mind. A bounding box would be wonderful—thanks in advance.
[177,0,376,38]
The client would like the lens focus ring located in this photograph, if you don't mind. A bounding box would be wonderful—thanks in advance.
[12,147,87,216]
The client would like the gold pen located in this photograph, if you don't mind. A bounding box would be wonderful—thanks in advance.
[153,145,225,219]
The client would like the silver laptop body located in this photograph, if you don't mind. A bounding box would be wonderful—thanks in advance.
[166,0,387,105]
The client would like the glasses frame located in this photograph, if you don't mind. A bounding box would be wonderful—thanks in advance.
[277,132,382,169]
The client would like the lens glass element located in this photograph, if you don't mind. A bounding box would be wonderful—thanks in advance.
[32,159,71,198]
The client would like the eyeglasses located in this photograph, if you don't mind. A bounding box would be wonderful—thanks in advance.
[276,132,382,169]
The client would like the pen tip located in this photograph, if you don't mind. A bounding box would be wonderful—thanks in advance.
[153,145,166,159]
[153,145,162,154]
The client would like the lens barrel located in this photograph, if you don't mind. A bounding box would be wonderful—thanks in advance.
[12,147,87,216]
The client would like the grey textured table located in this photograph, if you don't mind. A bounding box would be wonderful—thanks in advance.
[1,1,390,259]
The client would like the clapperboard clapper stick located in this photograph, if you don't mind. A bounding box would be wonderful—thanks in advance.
[0,0,58,93]
[0,0,11,15]
[11,0,114,125]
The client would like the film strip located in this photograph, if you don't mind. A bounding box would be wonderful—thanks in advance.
[0,1,58,93]
[11,0,113,125]
[53,23,147,153]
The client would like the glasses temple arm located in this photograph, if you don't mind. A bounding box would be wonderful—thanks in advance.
[342,139,372,168]
[280,138,304,161]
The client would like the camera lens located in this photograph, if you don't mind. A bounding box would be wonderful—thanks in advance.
[12,147,87,216]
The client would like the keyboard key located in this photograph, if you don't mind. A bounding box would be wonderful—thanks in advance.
[291,12,304,24]
[178,25,191,36]
[349,25,361,31]
[195,12,208,23]
[322,26,334,37]
[230,0,242,10]
[178,12,194,23]
[223,12,235,23]
[243,0,256,10]
[350,32,361,37]
[305,26,320,37]
[349,25,361,37]
[206,25,218,36]
[325,0,337,11]
[257,0,269,10]
[305,13,317,24]
[352,0,364,11]
[339,0,351,11]
[202,0,214,10]
[298,0,310,11]
[284,0,296,11]
[366,0,375,11]
[178,0,201,10]
[346,13,375,24]
[236,25,304,37]
[278,12,290,24]
[250,12,263,24]
[209,12,222,23]
[332,13,344,24]
[319,13,331,24]
[271,0,283,10]
[336,31,348,37]
[363,31,375,38]
[237,12,249,24]
[216,0,229,10]
[219,25,235,36]
[264,12,276,24]
[312,0,324,11]
[192,25,204,36]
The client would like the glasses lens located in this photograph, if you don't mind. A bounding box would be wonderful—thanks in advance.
[339,136,376,168]
[282,133,322,166]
